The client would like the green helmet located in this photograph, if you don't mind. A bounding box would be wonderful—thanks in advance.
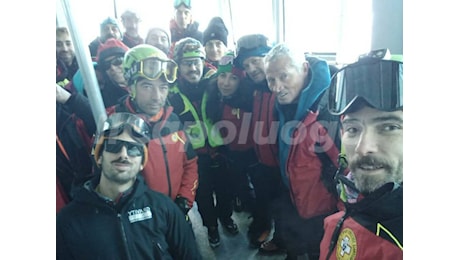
[123,44,178,87]
[172,37,205,62]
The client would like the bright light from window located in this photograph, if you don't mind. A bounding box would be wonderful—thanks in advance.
[284,0,372,64]
[57,0,373,64]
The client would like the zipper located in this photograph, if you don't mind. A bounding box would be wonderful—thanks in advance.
[118,213,132,260]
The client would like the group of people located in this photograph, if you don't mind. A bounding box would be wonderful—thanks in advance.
[56,1,403,259]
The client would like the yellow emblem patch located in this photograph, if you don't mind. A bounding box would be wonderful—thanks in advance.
[171,132,185,144]
[336,228,357,260]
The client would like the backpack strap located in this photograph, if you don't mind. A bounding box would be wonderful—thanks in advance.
[313,88,342,197]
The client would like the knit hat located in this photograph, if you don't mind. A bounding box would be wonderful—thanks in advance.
[100,17,121,35]
[203,17,228,46]
[145,27,171,54]
[172,37,205,62]
[96,38,129,63]
[174,0,191,9]
[234,34,272,69]
[216,51,244,79]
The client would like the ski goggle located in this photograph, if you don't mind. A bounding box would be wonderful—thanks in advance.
[99,56,124,71]
[127,57,178,84]
[180,42,205,59]
[174,0,191,8]
[101,112,150,142]
[328,59,403,115]
[93,113,152,167]
[104,139,144,157]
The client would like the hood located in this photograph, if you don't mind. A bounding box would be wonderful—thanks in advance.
[293,56,331,120]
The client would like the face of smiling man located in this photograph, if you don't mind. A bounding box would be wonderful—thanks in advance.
[98,130,145,187]
[341,106,403,193]
[265,55,309,105]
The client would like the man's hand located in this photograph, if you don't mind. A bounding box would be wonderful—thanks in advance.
[174,196,191,215]
[56,84,71,104]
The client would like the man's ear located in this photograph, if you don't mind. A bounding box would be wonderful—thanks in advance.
[302,61,309,73]
[97,156,102,167]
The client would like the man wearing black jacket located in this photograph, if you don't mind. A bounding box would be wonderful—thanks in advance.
[56,113,202,260]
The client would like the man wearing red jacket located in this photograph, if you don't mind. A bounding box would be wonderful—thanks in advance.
[265,43,341,260]
[56,45,198,217]
[106,44,198,218]
[319,54,403,260]
[234,34,283,250]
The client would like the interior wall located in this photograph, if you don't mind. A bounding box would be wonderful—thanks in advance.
[371,0,403,54]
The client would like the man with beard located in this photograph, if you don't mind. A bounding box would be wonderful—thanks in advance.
[88,17,123,60]
[169,37,234,249]
[56,27,79,87]
[60,44,198,217]
[145,27,172,56]
[319,54,403,260]
[57,113,202,259]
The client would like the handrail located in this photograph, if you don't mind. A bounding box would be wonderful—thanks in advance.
[60,0,107,133]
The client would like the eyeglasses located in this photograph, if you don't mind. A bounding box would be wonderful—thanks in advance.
[100,56,124,71]
[128,57,178,83]
[328,59,403,115]
[180,58,202,68]
[236,34,269,54]
[104,139,144,157]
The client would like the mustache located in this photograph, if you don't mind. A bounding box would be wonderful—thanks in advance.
[349,155,390,170]
[111,157,131,164]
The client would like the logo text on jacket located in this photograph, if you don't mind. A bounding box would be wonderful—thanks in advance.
[128,207,152,223]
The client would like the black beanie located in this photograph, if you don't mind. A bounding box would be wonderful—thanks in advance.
[203,17,228,46]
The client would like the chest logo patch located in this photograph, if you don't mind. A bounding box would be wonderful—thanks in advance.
[336,228,357,260]
[128,207,152,223]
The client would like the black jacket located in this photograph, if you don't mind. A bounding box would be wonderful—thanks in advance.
[56,175,202,260]
[170,19,203,44]
[56,93,96,202]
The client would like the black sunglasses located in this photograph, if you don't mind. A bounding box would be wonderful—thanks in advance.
[100,56,124,71]
[104,139,144,157]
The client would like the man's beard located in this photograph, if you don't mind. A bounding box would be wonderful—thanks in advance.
[349,155,403,193]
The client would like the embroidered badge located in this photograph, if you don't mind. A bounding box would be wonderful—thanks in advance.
[172,132,185,144]
[128,207,152,223]
[336,228,357,260]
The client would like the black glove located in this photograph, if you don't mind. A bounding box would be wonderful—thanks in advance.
[174,196,191,215]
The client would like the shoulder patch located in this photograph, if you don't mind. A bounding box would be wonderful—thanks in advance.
[336,228,357,260]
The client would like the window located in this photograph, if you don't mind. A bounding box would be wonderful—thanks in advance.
[284,0,373,64]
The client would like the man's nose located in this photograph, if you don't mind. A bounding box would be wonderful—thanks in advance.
[355,129,379,156]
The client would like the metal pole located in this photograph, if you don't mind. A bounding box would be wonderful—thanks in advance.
[60,0,107,133]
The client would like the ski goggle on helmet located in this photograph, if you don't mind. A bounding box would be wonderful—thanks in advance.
[328,55,403,115]
[93,113,150,167]
[123,44,178,85]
